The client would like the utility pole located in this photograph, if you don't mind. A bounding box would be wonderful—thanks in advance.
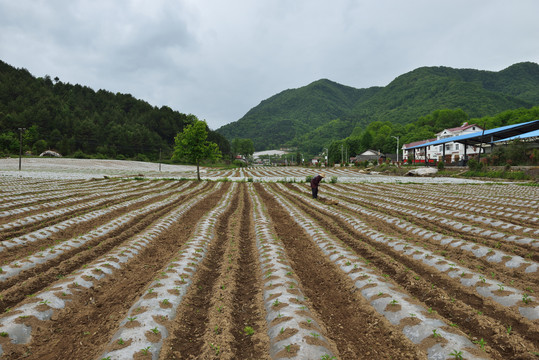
[159,148,162,172]
[324,148,328,167]
[341,144,343,165]
[18,128,26,171]
[392,136,400,163]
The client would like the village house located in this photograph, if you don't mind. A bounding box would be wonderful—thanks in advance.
[402,122,483,164]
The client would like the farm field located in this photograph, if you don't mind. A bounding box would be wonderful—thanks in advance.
[0,164,537,359]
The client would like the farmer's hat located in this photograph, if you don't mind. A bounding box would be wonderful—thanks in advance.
[320,172,325,178]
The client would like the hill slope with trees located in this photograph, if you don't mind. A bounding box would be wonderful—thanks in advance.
[0,60,230,160]
[217,62,539,155]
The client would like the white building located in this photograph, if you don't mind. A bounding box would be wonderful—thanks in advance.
[402,139,435,163]
[403,122,483,163]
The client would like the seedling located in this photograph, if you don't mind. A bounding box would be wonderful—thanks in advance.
[244,326,254,336]
[39,300,50,305]
[506,325,512,334]
[273,299,280,307]
[310,332,320,338]
[101,357,112,360]
[147,288,154,294]
[0,332,8,337]
[389,299,398,305]
[127,316,137,322]
[209,343,220,355]
[162,299,169,305]
[280,327,284,334]
[285,344,292,353]
[432,329,441,338]
[151,327,159,334]
[117,338,125,345]
[449,349,463,360]
[522,293,531,304]
[140,346,151,355]
[474,338,486,351]
[479,275,486,283]
[321,355,336,360]
[497,283,504,291]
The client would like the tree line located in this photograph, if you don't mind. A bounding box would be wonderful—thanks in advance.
[0,60,232,162]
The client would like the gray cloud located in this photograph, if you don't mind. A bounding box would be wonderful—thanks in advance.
[1,0,538,130]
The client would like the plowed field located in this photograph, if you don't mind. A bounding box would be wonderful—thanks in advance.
[0,175,537,360]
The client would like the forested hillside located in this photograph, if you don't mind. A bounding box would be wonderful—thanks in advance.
[218,62,539,155]
[0,60,230,160]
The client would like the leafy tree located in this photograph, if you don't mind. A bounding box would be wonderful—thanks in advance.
[231,138,254,158]
[172,118,222,180]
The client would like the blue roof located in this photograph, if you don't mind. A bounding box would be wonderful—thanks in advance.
[407,119,539,150]
[494,129,539,142]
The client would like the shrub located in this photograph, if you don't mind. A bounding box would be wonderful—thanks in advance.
[73,150,89,159]
[233,159,245,167]
[330,176,338,184]
[135,153,150,162]
[467,158,484,172]
[305,175,313,183]
[437,161,445,171]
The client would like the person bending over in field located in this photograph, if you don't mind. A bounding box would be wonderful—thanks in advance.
[310,172,325,199]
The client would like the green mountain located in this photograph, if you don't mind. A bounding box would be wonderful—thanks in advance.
[217,62,539,154]
[0,60,230,160]
[218,79,378,150]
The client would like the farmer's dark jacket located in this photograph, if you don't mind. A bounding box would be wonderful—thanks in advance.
[310,175,323,189]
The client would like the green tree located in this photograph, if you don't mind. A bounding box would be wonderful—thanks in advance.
[172,118,222,180]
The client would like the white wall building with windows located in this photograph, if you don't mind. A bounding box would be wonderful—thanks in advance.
[403,122,484,163]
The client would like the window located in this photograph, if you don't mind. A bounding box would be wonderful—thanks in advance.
[439,146,442,152]
[445,144,451,151]
[455,144,459,150]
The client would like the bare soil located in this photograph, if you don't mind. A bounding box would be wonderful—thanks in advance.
[0,177,537,359]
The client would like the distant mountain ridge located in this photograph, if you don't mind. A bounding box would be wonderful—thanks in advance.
[217,62,539,153]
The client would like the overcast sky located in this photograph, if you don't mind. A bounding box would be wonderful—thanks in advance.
[1,0,538,130]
